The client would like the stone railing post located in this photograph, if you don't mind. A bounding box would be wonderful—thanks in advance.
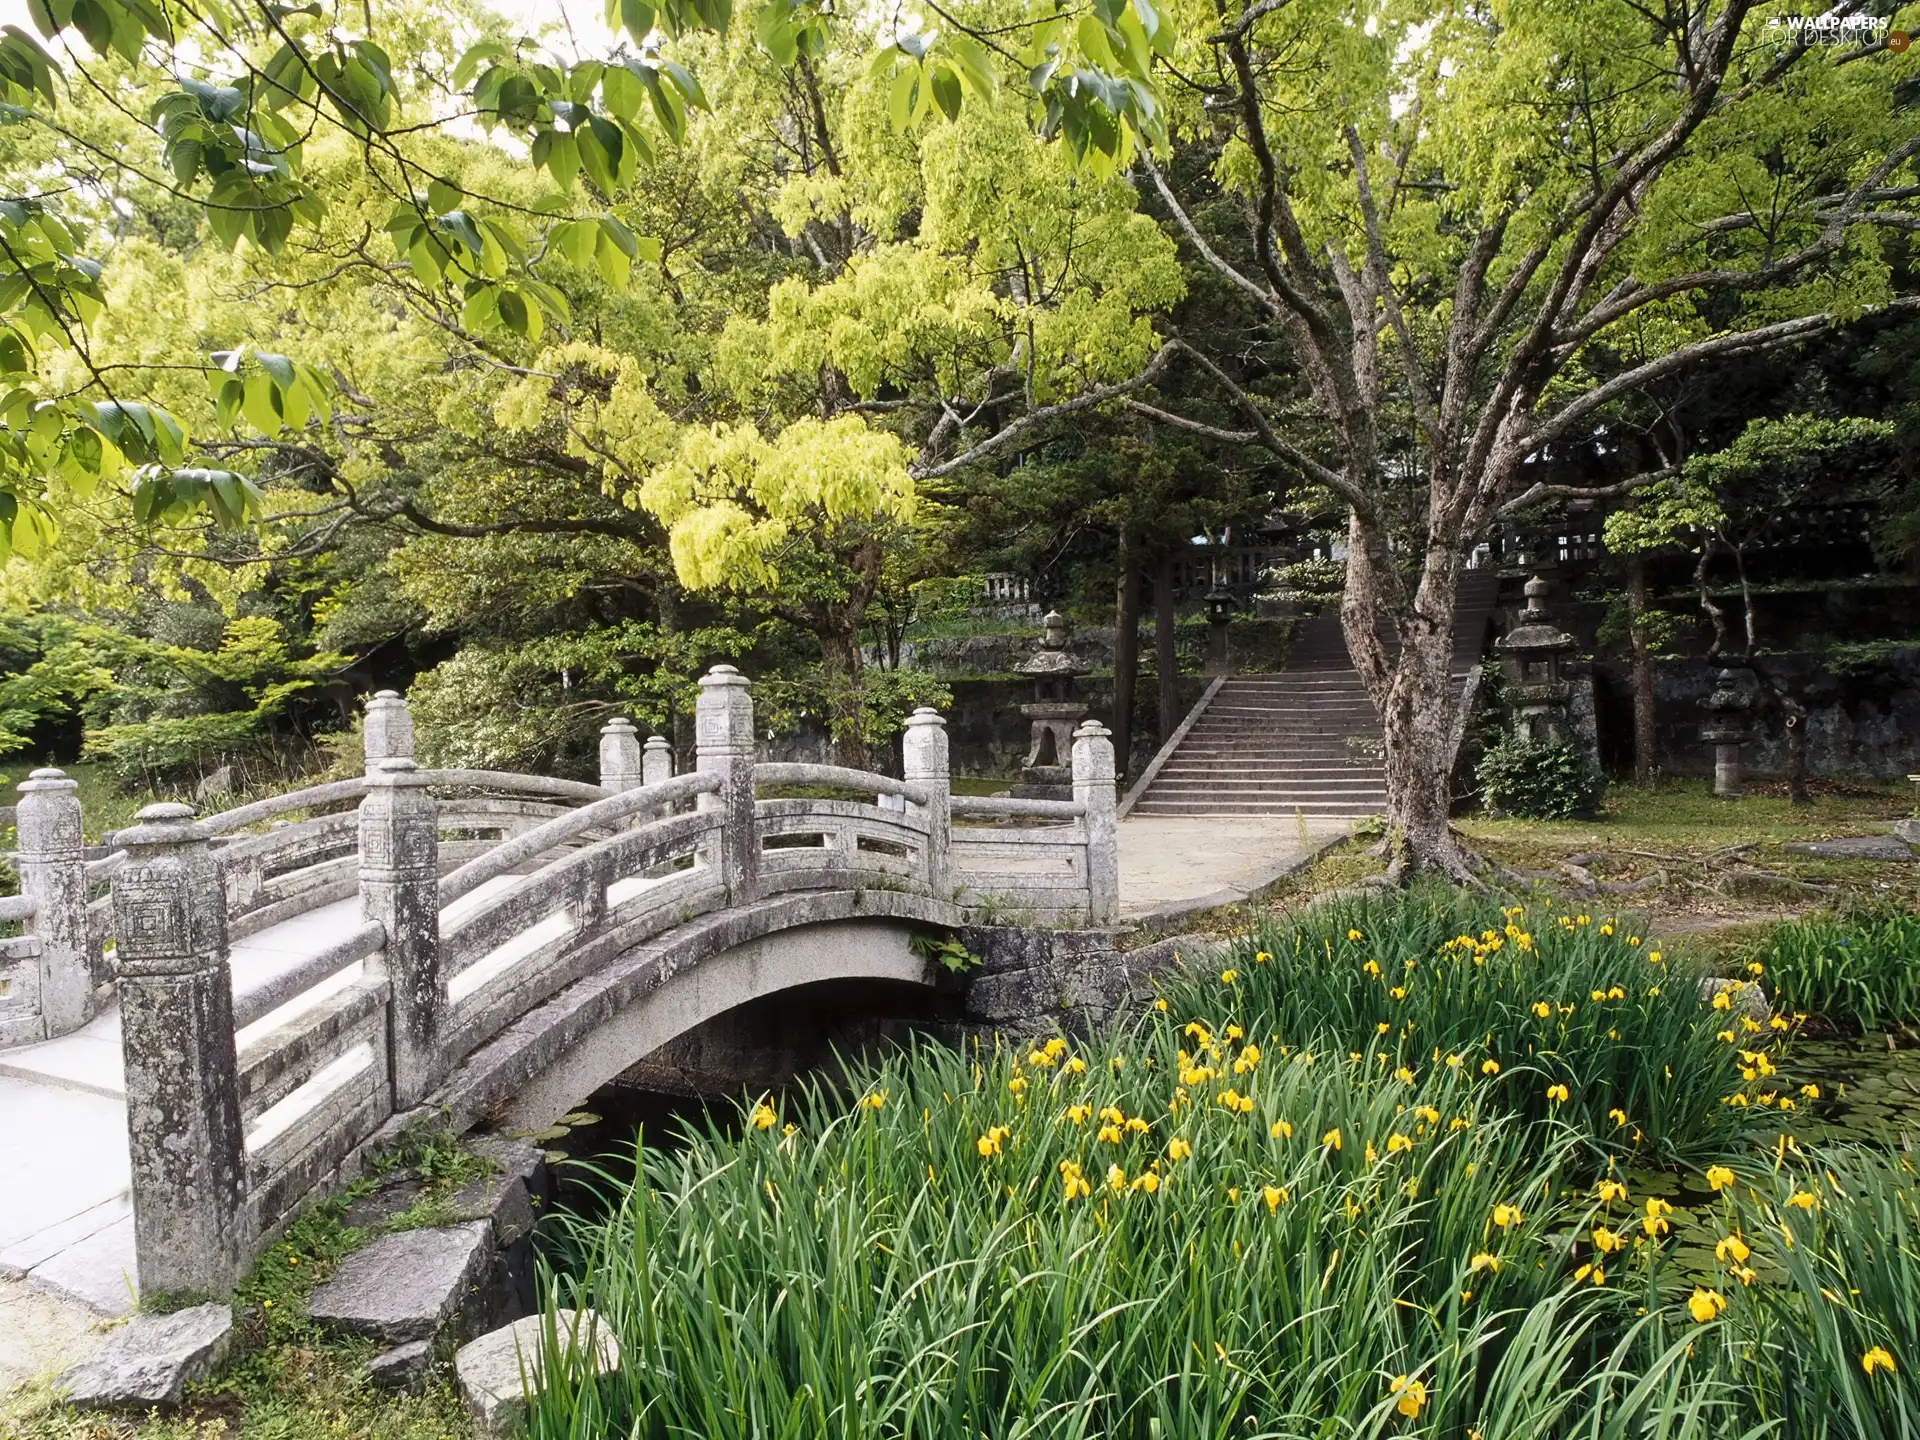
[599,717,644,792]
[643,734,673,786]
[902,708,951,899]
[695,665,758,903]
[111,803,251,1296]
[16,767,93,1037]
[364,689,414,772]
[361,758,441,1106]
[1072,720,1119,926]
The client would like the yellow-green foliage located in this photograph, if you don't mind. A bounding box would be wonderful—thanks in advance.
[640,416,914,593]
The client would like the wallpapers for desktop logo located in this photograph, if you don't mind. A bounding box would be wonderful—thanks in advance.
[1763,11,1909,50]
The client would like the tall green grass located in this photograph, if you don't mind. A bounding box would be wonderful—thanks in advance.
[1753,908,1920,1033]
[521,887,1915,1439]
[530,1022,1748,1437]
[1703,1148,1920,1436]
[1183,887,1778,1166]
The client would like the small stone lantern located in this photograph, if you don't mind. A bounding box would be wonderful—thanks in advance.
[1496,575,1577,743]
[1203,584,1235,678]
[1013,610,1089,799]
[1700,666,1754,798]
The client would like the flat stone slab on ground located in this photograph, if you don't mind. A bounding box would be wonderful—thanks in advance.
[1781,835,1914,862]
[305,1222,491,1345]
[455,1308,620,1438]
[365,1339,433,1392]
[56,1302,231,1410]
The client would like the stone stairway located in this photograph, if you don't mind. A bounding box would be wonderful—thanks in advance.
[1125,568,1501,818]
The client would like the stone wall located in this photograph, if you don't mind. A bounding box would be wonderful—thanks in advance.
[1590,649,1920,781]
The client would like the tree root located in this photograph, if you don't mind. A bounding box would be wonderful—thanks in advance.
[1714,867,1839,898]
[1382,828,1486,889]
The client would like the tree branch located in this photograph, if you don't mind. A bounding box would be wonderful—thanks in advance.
[1495,467,1677,518]
[909,341,1181,479]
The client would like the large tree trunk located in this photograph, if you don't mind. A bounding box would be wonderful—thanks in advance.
[1380,632,1471,881]
[1627,555,1657,784]
[818,618,868,770]
[1113,545,1142,782]
[1154,550,1180,744]
[1346,516,1476,882]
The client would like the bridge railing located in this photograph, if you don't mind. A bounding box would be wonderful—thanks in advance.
[81,665,1117,1298]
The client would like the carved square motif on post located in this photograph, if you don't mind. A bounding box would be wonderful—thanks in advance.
[361,824,394,870]
[120,893,191,962]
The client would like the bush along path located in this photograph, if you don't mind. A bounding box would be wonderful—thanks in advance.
[530,887,1916,1440]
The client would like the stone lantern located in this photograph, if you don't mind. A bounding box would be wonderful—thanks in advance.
[1700,666,1755,798]
[1013,610,1089,799]
[1496,575,1577,743]
[1203,584,1235,678]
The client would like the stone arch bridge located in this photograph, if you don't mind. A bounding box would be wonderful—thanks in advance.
[0,667,1122,1301]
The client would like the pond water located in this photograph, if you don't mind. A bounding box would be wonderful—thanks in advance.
[1593,1033,1920,1291]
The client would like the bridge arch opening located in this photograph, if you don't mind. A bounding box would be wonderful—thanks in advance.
[606,973,964,1103]
[487,916,960,1136]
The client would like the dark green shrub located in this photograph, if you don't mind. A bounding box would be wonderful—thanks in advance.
[1475,734,1607,818]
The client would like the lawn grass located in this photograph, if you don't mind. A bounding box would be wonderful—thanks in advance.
[1459,777,1913,863]
[1246,780,1917,935]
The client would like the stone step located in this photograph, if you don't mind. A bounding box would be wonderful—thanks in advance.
[1154,765,1385,779]
[1128,783,1390,794]
[1183,723,1376,733]
[1200,706,1381,719]
[1143,779,1387,794]
[1189,716,1377,726]
[1153,753,1383,767]
[1130,800,1384,816]
[1169,747,1379,759]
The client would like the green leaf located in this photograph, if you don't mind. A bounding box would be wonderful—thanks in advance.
[618,0,656,44]
[660,60,707,111]
[888,61,917,134]
[0,327,29,377]
[595,230,630,288]
[241,372,284,433]
[755,1,797,67]
[167,137,201,185]
[540,130,580,188]
[947,33,995,100]
[460,282,500,333]
[213,375,243,429]
[451,40,507,93]
[580,114,626,194]
[150,405,185,466]
[496,287,530,337]
[255,351,295,388]
[929,63,962,122]
[427,177,461,214]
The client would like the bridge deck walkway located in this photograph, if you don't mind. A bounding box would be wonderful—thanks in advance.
[0,883,528,1314]
[1,900,365,1312]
